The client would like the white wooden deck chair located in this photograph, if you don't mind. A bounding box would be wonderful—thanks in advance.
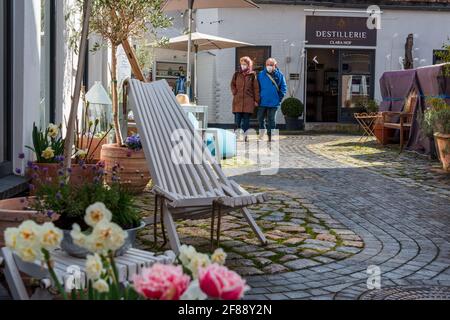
[127,79,267,254]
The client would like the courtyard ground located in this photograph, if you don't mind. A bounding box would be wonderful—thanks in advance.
[136,134,450,300]
[1,134,449,300]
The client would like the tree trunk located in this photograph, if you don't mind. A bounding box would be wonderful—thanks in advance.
[111,44,124,146]
[63,0,92,172]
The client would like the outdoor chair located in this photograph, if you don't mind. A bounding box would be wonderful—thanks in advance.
[380,89,418,152]
[127,79,268,254]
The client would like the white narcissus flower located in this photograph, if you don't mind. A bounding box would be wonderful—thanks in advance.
[211,248,227,265]
[89,221,127,254]
[15,246,42,262]
[92,279,109,293]
[41,147,55,160]
[4,228,19,250]
[38,222,63,250]
[47,123,59,138]
[178,244,197,266]
[85,254,103,280]
[188,253,211,279]
[70,224,88,248]
[76,149,88,159]
[16,220,40,247]
[84,202,112,228]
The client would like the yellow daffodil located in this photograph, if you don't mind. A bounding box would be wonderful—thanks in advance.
[41,147,55,160]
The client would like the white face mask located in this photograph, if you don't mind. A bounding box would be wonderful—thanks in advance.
[241,64,248,71]
[266,66,274,73]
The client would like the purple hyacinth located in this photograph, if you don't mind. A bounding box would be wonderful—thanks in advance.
[56,192,62,200]
[32,165,39,171]
[15,168,22,174]
[47,210,54,218]
[57,169,64,176]
[125,134,142,151]
[55,155,65,163]
[67,168,72,174]
[18,153,25,159]
[27,161,33,168]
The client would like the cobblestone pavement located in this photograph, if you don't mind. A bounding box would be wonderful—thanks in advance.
[224,135,450,300]
[1,134,449,300]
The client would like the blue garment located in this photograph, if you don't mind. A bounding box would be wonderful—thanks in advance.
[257,106,278,133]
[234,112,251,132]
[175,76,186,94]
[257,68,287,108]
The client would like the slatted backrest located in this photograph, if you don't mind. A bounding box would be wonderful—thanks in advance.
[128,79,233,199]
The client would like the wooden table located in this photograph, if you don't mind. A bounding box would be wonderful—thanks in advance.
[354,112,380,142]
[1,247,175,300]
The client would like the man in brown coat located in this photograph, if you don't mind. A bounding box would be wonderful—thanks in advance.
[231,56,260,140]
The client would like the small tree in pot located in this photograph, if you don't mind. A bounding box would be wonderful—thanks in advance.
[423,97,450,172]
[281,97,304,130]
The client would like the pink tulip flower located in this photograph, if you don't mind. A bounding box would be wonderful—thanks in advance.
[198,264,249,300]
[133,263,190,300]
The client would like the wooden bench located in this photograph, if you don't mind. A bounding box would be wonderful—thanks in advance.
[380,89,418,152]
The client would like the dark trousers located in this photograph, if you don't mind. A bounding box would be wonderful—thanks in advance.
[257,106,278,135]
[234,112,251,132]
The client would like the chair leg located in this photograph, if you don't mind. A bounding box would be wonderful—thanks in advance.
[216,204,222,248]
[161,201,181,255]
[399,127,404,153]
[241,207,267,245]
[1,247,29,300]
[210,202,216,251]
[153,195,158,244]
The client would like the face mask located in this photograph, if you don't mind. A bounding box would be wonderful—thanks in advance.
[266,66,274,73]
[241,64,248,71]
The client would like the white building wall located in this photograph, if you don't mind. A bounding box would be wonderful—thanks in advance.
[12,0,41,172]
[194,5,450,125]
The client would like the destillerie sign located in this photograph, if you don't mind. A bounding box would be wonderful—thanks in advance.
[306,16,377,47]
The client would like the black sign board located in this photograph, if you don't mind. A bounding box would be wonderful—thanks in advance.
[306,16,377,47]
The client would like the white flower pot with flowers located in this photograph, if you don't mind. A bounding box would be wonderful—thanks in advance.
[4,203,249,300]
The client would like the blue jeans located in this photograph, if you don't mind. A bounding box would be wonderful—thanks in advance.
[234,112,251,132]
[257,106,278,134]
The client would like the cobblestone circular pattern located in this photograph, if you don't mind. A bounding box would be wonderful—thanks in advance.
[135,187,364,276]
[359,286,450,300]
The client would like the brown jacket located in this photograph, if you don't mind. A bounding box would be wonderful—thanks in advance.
[231,71,260,113]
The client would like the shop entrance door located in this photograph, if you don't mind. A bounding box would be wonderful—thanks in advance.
[306,49,339,122]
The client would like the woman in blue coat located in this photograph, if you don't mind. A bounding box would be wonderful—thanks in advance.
[257,58,287,141]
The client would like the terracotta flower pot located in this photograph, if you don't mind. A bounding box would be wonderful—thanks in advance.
[0,197,40,246]
[26,162,100,193]
[78,135,108,162]
[373,122,383,144]
[100,143,151,194]
[434,132,450,172]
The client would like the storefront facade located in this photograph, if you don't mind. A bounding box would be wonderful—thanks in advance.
[193,1,450,127]
[0,0,75,197]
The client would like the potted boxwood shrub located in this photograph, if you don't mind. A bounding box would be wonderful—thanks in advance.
[281,97,304,130]
[423,97,450,172]
[30,167,144,258]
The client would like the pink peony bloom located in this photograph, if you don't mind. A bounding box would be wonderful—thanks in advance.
[133,263,190,300]
[198,264,249,300]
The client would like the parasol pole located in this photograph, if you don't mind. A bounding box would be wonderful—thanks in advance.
[186,0,194,99]
[194,44,198,103]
